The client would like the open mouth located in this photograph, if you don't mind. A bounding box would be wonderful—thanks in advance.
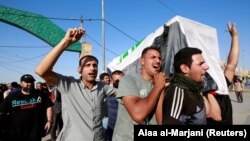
[89,73,96,77]
[153,66,160,72]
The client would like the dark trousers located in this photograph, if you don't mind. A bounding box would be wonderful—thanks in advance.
[235,91,243,103]
[51,112,63,141]
[107,127,114,141]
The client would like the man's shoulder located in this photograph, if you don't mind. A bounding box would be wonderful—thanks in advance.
[5,90,24,100]
[32,89,43,94]
[167,85,181,90]
[56,73,80,83]
[9,88,20,95]
[166,85,185,94]
[124,73,136,78]
[121,73,140,82]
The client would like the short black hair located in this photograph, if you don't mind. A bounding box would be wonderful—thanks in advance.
[99,72,110,80]
[141,46,160,58]
[174,47,202,73]
[11,81,19,88]
[79,55,98,66]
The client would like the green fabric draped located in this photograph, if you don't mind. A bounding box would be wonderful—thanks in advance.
[170,73,204,103]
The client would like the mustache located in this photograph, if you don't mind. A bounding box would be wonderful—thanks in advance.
[22,87,33,93]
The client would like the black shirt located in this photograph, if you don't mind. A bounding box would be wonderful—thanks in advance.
[0,89,53,141]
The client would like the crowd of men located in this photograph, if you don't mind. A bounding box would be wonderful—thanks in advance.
[0,21,240,141]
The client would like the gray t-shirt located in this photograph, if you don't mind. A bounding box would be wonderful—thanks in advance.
[112,72,156,141]
[55,74,115,141]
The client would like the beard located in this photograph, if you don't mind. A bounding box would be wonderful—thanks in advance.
[22,87,33,94]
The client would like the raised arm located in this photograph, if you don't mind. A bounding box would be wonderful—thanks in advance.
[224,21,239,82]
[35,28,84,85]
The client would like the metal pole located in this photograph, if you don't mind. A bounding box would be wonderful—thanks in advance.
[80,15,84,43]
[102,0,105,72]
[80,16,85,58]
[243,49,245,78]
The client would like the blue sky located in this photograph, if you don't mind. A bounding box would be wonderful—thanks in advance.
[0,0,249,83]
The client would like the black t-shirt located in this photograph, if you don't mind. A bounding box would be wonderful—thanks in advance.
[0,89,53,141]
[207,76,233,125]
[162,86,207,125]
[0,93,3,105]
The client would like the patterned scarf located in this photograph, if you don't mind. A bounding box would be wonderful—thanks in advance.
[170,73,204,103]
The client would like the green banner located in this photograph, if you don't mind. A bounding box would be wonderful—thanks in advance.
[0,5,81,52]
